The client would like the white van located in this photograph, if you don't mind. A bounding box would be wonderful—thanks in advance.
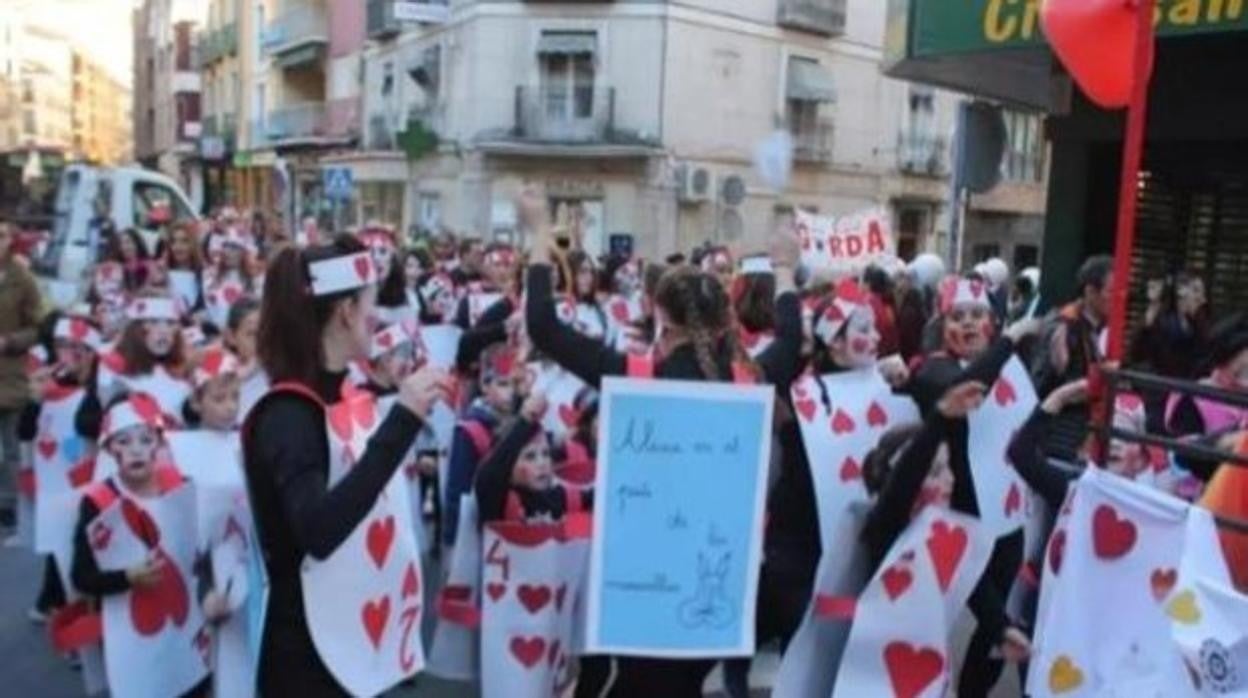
[33,165,199,307]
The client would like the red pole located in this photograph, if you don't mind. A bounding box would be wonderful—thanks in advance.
[1105,0,1157,361]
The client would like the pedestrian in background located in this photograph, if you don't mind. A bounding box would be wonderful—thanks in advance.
[0,222,44,529]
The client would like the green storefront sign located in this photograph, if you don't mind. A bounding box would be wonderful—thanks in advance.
[909,0,1248,56]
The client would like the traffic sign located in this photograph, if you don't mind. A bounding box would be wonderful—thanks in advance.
[322,167,354,200]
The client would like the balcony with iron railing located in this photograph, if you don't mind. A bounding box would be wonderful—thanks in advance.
[264,4,329,64]
[792,121,834,163]
[777,0,848,37]
[255,99,358,145]
[197,23,239,67]
[897,131,948,177]
[513,85,615,143]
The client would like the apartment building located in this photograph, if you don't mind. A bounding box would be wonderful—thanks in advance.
[72,51,133,165]
[323,0,1046,263]
[133,0,204,206]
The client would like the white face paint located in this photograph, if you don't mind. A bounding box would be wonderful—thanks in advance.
[107,425,161,484]
[143,319,178,357]
[840,307,880,369]
[371,244,395,276]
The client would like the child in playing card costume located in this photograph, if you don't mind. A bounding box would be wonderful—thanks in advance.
[165,221,205,313]
[903,275,1043,698]
[360,225,414,327]
[202,227,259,331]
[97,296,193,422]
[732,256,777,359]
[454,244,519,330]
[242,235,452,696]
[223,297,268,417]
[68,392,211,697]
[443,342,520,549]
[182,347,241,431]
[19,313,103,622]
[518,185,804,697]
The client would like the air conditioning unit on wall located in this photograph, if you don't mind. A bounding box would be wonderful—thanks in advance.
[676,164,714,205]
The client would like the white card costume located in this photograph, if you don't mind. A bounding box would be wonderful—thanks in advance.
[1170,576,1248,696]
[288,385,426,696]
[98,357,192,424]
[88,483,210,698]
[528,362,589,442]
[168,270,201,311]
[1028,468,1232,697]
[831,508,994,698]
[967,355,1039,538]
[32,385,94,585]
[480,520,591,698]
[468,291,504,327]
[419,325,464,372]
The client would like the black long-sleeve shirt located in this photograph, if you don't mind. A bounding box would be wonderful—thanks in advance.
[70,480,131,597]
[1007,408,1081,510]
[242,369,422,628]
[455,297,514,373]
[525,264,802,390]
[474,417,592,525]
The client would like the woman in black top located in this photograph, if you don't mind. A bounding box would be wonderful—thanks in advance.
[242,235,451,696]
[518,186,803,697]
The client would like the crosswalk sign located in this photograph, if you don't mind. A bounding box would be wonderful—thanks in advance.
[323,167,354,200]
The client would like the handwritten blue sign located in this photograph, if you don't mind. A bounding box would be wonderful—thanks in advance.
[586,378,774,657]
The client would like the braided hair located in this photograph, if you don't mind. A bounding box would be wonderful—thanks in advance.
[654,266,734,380]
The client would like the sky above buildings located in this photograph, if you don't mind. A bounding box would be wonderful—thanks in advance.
[13,0,208,87]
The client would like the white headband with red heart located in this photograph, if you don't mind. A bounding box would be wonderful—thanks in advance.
[814,279,869,346]
[54,317,102,352]
[101,392,165,442]
[127,297,181,322]
[192,347,240,388]
[938,276,991,315]
[308,252,377,296]
[359,228,396,251]
[370,324,412,360]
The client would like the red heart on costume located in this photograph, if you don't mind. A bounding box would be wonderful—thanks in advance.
[222,285,242,305]
[831,409,856,435]
[554,584,568,613]
[352,397,376,430]
[610,300,630,324]
[1040,0,1154,109]
[327,404,354,442]
[1150,567,1177,602]
[795,397,817,423]
[517,584,553,615]
[129,548,190,637]
[37,438,57,460]
[70,319,90,341]
[926,519,968,593]
[867,401,888,428]
[354,256,372,281]
[1049,529,1067,574]
[402,561,420,600]
[883,641,945,698]
[882,565,913,602]
[90,522,112,551]
[68,458,95,488]
[486,583,506,602]
[558,404,579,429]
[378,332,393,349]
[120,498,161,548]
[839,456,862,482]
[510,636,547,669]
[361,595,391,650]
[1092,504,1137,560]
[1004,482,1022,516]
[130,393,163,424]
[993,378,1017,407]
[366,516,396,570]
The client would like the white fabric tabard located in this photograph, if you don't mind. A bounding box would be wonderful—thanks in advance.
[428,495,483,681]
[966,355,1039,538]
[89,483,210,698]
[479,521,591,698]
[831,508,994,698]
[296,387,426,696]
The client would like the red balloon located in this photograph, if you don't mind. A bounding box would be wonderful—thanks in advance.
[1041,0,1156,108]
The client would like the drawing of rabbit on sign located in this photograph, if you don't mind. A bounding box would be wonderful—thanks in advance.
[678,551,737,630]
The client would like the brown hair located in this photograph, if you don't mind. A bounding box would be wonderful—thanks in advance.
[257,235,367,388]
[166,221,202,272]
[733,273,777,334]
[116,314,188,376]
[654,267,736,380]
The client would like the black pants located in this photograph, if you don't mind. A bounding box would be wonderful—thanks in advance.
[36,555,67,612]
[958,529,1024,698]
[575,656,716,697]
[258,614,347,697]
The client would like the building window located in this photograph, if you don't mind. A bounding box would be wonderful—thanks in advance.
[971,243,1001,264]
[538,32,596,120]
[1013,244,1039,271]
[1003,110,1045,183]
[381,61,394,96]
[356,181,405,231]
[897,206,928,261]
[417,191,441,233]
[23,110,35,135]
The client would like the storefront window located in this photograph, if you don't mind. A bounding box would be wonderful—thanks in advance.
[358,181,405,231]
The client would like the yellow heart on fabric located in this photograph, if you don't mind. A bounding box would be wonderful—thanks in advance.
[1049,655,1085,693]
[1166,590,1202,625]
